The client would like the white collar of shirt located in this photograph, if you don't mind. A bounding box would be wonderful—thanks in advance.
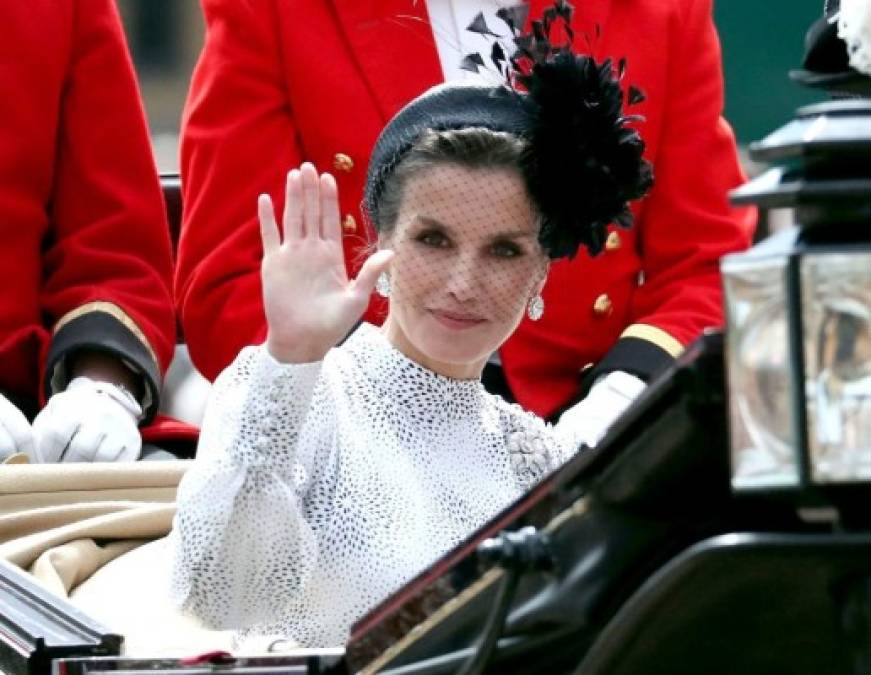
[425,0,520,83]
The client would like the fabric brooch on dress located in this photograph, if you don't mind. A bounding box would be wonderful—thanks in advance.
[503,409,559,490]
[460,1,654,257]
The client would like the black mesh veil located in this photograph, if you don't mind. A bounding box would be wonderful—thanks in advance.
[364,84,533,232]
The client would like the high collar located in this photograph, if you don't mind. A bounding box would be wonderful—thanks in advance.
[343,322,486,423]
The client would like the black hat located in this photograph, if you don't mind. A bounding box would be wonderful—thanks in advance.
[363,3,653,260]
[364,84,532,229]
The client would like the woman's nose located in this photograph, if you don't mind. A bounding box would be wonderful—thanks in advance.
[444,255,481,302]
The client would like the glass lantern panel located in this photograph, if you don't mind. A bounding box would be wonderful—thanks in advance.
[801,252,871,483]
[723,256,799,489]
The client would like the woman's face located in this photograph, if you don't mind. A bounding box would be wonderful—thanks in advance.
[381,163,549,379]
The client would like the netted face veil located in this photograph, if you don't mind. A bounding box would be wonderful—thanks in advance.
[362,2,654,374]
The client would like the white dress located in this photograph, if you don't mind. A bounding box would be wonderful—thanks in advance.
[169,323,586,647]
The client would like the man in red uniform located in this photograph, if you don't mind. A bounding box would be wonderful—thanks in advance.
[0,0,176,463]
[177,0,754,435]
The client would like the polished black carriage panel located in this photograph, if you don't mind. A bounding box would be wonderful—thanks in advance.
[347,331,766,674]
[577,532,871,675]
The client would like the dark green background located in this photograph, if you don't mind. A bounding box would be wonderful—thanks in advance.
[714,0,822,144]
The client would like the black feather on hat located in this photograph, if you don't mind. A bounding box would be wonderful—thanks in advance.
[364,2,653,260]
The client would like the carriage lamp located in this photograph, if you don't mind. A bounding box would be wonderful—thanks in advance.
[724,99,871,492]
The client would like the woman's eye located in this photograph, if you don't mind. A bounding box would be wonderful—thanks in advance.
[491,241,523,258]
[417,231,450,248]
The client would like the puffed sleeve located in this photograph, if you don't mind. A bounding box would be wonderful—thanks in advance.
[176,0,303,381]
[169,345,328,630]
[40,0,175,421]
[588,0,756,386]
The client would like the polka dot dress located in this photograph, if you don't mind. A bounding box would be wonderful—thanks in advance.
[170,323,583,647]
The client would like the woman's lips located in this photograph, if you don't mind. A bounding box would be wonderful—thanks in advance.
[428,308,487,330]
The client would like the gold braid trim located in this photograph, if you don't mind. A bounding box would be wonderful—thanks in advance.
[619,323,685,358]
[359,569,504,675]
[359,497,591,674]
[53,301,159,369]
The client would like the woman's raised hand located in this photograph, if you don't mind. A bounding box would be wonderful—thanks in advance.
[259,163,393,363]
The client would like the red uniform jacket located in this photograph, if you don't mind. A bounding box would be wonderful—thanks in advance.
[0,0,175,423]
[178,0,755,418]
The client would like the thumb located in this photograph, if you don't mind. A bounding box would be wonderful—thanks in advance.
[351,249,394,297]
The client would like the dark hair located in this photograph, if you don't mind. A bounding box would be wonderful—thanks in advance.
[373,127,531,236]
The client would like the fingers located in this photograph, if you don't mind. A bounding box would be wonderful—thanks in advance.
[0,395,35,459]
[63,425,106,463]
[282,168,303,240]
[267,164,342,245]
[98,441,128,463]
[58,425,139,463]
[31,387,144,463]
[82,433,139,463]
[0,425,18,462]
[300,163,320,239]
[32,411,80,463]
[353,249,395,297]
[319,173,341,242]
[258,194,280,254]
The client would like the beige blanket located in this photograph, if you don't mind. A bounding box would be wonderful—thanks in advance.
[0,461,186,594]
[0,460,235,654]
[71,537,234,655]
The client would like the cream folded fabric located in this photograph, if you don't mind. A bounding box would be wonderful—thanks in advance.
[0,460,236,656]
[0,462,188,592]
[71,538,234,655]
[29,538,146,597]
[0,461,188,516]
[0,503,176,570]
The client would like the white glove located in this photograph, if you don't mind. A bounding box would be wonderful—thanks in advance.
[0,393,35,461]
[558,370,647,448]
[32,376,143,463]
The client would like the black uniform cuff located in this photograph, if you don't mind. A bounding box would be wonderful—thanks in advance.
[44,312,161,424]
[582,336,676,395]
